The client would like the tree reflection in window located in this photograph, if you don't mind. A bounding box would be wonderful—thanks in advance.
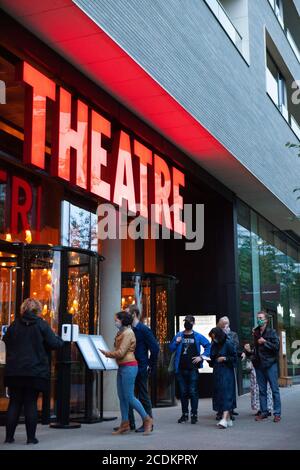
[61,200,97,251]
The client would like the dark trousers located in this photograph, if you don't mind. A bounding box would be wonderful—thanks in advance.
[176,369,199,416]
[6,387,39,441]
[129,369,152,427]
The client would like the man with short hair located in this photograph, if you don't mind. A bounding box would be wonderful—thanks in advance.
[251,311,281,422]
[169,315,210,424]
[127,304,159,433]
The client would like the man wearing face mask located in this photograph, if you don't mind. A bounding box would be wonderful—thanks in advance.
[248,311,281,422]
[169,315,210,424]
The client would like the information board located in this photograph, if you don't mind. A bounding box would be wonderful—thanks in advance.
[76,334,118,370]
[90,335,118,370]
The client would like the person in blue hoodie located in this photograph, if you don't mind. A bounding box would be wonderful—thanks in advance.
[169,315,210,424]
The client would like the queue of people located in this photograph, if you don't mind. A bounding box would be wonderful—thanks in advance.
[2,299,282,444]
[169,310,282,430]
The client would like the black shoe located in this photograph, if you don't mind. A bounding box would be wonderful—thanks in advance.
[4,438,15,444]
[191,415,198,424]
[268,411,272,417]
[26,438,39,445]
[135,424,153,433]
[255,410,262,416]
[178,414,189,423]
[230,414,235,421]
[232,411,239,416]
[216,413,222,420]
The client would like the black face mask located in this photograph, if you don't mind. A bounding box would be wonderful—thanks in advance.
[184,321,193,330]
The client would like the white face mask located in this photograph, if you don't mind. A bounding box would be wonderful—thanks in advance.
[132,317,139,327]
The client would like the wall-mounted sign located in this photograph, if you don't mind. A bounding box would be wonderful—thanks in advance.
[281,330,287,356]
[178,315,216,374]
[18,61,186,235]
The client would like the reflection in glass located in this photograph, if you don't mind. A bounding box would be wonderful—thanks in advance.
[27,248,60,332]
[237,200,300,388]
[121,273,176,406]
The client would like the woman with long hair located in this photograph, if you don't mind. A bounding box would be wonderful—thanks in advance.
[100,310,153,435]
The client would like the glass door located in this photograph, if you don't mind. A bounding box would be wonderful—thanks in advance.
[121,273,176,407]
[0,244,22,414]
[67,251,91,418]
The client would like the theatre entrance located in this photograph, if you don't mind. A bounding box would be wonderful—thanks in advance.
[0,241,102,424]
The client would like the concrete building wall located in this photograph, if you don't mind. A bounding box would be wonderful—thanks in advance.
[74,0,300,216]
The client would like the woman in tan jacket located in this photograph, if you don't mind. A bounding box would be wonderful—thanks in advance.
[100,311,153,435]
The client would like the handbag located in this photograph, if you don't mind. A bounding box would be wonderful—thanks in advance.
[167,351,176,374]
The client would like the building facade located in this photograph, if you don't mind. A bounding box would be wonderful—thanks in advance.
[0,0,299,419]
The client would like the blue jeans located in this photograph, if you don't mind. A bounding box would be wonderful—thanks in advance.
[255,363,281,416]
[128,369,153,427]
[176,369,199,416]
[117,365,148,422]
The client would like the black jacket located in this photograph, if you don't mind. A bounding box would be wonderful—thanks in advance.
[250,326,280,369]
[3,311,64,379]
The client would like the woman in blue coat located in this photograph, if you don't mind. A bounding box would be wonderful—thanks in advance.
[209,327,237,429]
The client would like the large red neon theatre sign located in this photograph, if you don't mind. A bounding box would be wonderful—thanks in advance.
[19,61,186,236]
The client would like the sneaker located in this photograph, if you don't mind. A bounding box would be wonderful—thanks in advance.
[217,418,228,429]
[191,415,198,424]
[255,413,268,421]
[178,414,189,423]
[273,415,281,423]
[254,410,261,416]
[227,419,233,428]
[232,411,239,416]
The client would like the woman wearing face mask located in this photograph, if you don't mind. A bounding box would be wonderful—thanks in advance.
[208,327,237,429]
[99,311,153,435]
[217,317,240,352]
[217,316,241,421]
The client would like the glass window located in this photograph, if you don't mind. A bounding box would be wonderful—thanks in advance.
[237,200,300,386]
[61,201,98,251]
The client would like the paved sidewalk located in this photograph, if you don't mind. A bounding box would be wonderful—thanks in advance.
[0,385,299,450]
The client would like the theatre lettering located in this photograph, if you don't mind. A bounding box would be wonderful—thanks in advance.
[19,61,186,236]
